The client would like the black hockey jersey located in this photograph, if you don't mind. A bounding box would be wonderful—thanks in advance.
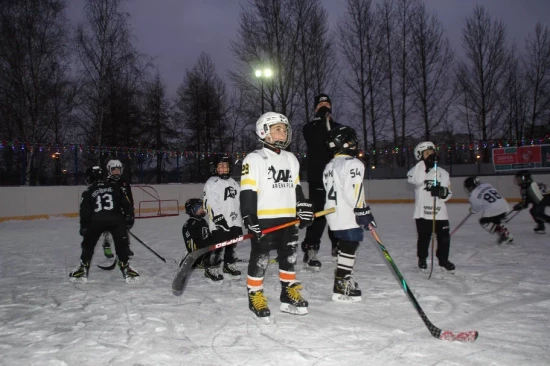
[80,180,132,229]
[182,217,212,253]
[108,177,134,207]
[303,116,341,184]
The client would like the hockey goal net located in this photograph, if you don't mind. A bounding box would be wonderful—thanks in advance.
[134,185,179,219]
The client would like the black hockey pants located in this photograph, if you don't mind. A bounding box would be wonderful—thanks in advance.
[415,218,450,263]
[81,216,130,262]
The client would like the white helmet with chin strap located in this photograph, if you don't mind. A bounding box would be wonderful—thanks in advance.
[255,112,292,149]
[414,141,436,161]
[106,159,123,179]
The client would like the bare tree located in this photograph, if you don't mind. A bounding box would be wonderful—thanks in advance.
[338,0,386,161]
[456,5,511,160]
[409,2,455,140]
[523,23,550,138]
[0,0,73,185]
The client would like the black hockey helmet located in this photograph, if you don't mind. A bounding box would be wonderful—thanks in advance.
[515,170,532,185]
[210,154,232,179]
[464,176,481,193]
[185,198,205,218]
[85,166,103,185]
[327,125,358,156]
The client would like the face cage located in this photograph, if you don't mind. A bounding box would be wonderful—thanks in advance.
[188,203,205,218]
[109,166,123,176]
[215,162,231,179]
[262,124,292,149]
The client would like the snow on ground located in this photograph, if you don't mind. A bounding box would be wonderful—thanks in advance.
[0,204,549,365]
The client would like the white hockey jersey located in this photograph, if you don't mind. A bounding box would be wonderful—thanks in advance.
[468,183,509,218]
[203,176,242,231]
[323,155,366,231]
[240,148,301,219]
[407,161,452,220]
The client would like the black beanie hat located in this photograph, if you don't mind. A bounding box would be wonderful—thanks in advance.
[314,94,331,109]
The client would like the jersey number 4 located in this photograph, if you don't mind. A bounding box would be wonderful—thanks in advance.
[483,189,502,203]
[94,193,114,212]
[328,186,338,204]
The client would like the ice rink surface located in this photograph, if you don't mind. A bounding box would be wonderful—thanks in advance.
[1,204,549,365]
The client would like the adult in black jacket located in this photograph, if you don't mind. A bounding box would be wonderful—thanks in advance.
[69,166,138,283]
[301,94,341,270]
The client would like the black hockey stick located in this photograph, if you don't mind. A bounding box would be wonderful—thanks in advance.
[450,212,473,236]
[367,224,479,342]
[129,231,167,263]
[172,208,335,296]
[429,161,438,279]
[97,258,117,270]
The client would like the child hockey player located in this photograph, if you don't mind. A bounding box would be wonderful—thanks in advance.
[464,176,513,244]
[513,170,550,234]
[182,198,224,283]
[204,154,242,280]
[70,166,138,283]
[407,141,455,272]
[102,159,135,258]
[323,126,376,302]
[240,111,314,322]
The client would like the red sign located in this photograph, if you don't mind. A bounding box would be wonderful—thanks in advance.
[493,153,516,165]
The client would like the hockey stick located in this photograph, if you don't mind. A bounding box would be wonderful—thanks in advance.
[97,257,117,270]
[129,231,167,263]
[502,210,520,223]
[450,212,473,236]
[172,207,335,296]
[429,161,438,279]
[367,224,479,342]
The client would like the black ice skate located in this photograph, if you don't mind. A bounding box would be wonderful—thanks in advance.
[439,260,456,273]
[119,260,140,283]
[534,223,546,234]
[304,249,321,271]
[332,275,362,303]
[102,241,114,259]
[69,260,90,283]
[248,289,271,323]
[223,262,241,280]
[204,267,224,284]
[418,258,427,272]
[280,282,308,315]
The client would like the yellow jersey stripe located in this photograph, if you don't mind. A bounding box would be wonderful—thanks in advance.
[241,178,257,187]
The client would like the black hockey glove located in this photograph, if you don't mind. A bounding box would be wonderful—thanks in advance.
[125,214,135,229]
[296,200,314,229]
[243,214,262,241]
[79,227,87,237]
[213,214,230,232]
[513,203,525,211]
[354,206,376,229]
[424,153,438,172]
[430,184,449,199]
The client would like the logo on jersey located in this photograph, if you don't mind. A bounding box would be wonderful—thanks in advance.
[424,180,435,191]
[224,186,237,200]
[267,165,294,188]
[230,211,238,221]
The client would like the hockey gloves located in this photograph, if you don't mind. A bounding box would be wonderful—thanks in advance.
[430,183,449,199]
[424,153,438,172]
[243,214,262,241]
[125,214,135,229]
[513,203,525,211]
[79,227,87,237]
[354,206,376,229]
[213,214,230,232]
[296,200,315,229]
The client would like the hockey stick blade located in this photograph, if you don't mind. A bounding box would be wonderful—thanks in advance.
[172,208,335,296]
[97,258,117,270]
[368,225,479,342]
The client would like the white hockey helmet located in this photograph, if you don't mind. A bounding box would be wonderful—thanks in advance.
[255,112,292,149]
[414,141,436,161]
[106,159,123,177]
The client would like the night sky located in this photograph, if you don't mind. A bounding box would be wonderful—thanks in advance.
[66,0,550,97]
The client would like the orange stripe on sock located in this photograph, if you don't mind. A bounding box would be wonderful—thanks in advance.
[247,276,263,288]
[279,270,296,282]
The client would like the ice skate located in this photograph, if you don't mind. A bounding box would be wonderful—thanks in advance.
[119,260,140,283]
[280,282,308,315]
[418,258,427,272]
[534,223,545,234]
[439,260,455,274]
[332,275,362,303]
[304,249,321,272]
[69,260,90,283]
[204,267,223,284]
[223,262,241,280]
[248,289,271,324]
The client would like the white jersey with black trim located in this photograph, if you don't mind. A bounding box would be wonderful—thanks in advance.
[204,176,242,231]
[468,183,509,218]
[240,147,300,220]
[407,161,452,220]
[323,155,365,230]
